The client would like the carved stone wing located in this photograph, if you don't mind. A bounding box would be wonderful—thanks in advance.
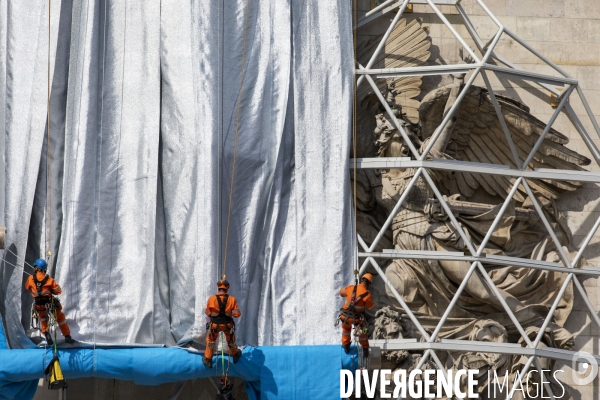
[418,85,591,202]
[357,18,430,123]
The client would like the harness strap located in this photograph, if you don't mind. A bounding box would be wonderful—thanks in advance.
[349,285,357,306]
[340,285,370,320]
[33,274,50,295]
[35,297,51,305]
[216,294,229,315]
[354,293,367,304]
[347,285,369,311]
[212,294,233,325]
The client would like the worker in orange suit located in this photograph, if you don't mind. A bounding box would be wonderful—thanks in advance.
[338,273,375,354]
[25,258,74,345]
[203,279,242,368]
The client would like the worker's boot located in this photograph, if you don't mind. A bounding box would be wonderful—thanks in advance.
[342,344,350,354]
[232,351,242,364]
[202,357,212,369]
[44,332,53,346]
[64,335,75,344]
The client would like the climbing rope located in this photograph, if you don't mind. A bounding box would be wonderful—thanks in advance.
[45,0,52,268]
[348,2,361,372]
[214,1,251,390]
[5,247,36,270]
[352,319,369,370]
[50,299,58,354]
[220,334,226,375]
[354,328,362,370]
[350,2,370,375]
[352,0,359,286]
[3,256,33,276]
[43,7,63,390]
[222,0,251,282]
[215,332,232,397]
[44,300,68,391]
[93,0,109,356]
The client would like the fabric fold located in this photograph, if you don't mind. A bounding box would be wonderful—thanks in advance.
[1,0,353,348]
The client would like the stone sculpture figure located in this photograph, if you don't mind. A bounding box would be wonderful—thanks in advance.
[356,18,592,389]
[359,75,588,343]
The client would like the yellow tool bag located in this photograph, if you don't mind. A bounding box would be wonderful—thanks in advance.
[44,355,67,390]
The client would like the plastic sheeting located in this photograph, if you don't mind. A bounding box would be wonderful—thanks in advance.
[0,347,351,400]
[0,313,357,400]
[0,0,354,348]
[0,316,38,400]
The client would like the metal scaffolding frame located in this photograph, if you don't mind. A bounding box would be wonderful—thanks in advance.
[355,0,600,396]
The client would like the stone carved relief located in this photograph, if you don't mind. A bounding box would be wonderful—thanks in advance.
[357,18,591,396]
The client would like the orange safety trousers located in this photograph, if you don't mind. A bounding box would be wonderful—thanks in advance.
[205,322,238,359]
[36,302,70,336]
[341,316,369,349]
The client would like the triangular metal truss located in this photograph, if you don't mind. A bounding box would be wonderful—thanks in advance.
[354,0,600,396]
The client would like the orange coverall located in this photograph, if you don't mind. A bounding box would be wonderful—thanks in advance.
[205,293,241,359]
[339,283,375,349]
[25,271,71,336]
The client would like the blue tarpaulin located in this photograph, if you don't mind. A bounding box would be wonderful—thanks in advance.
[0,315,38,400]
[0,315,358,400]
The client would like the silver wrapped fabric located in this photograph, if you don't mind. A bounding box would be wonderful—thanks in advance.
[0,0,353,348]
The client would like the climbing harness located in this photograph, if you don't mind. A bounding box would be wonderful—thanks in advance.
[337,284,363,324]
[342,283,370,318]
[33,273,50,297]
[336,282,364,326]
[30,294,57,333]
[213,294,233,325]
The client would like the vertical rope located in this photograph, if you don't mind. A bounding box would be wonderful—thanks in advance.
[52,305,58,355]
[46,31,58,350]
[217,0,223,283]
[351,0,361,364]
[352,0,359,281]
[93,0,109,357]
[220,333,226,378]
[46,0,52,264]
[222,0,251,280]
